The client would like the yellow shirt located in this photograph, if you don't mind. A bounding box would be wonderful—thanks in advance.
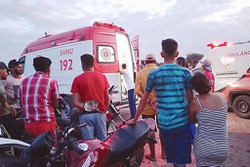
[135,64,158,115]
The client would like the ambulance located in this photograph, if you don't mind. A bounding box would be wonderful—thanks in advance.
[19,22,137,117]
[197,41,250,119]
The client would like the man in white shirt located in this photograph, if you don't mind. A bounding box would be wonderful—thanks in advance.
[2,59,24,112]
[120,63,136,118]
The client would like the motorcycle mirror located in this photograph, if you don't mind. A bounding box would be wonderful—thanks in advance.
[109,85,114,91]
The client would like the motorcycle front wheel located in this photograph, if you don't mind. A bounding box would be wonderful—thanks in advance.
[123,147,144,167]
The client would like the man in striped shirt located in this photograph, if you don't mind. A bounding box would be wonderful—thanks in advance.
[127,39,193,167]
[20,56,60,137]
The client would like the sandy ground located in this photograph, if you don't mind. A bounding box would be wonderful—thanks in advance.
[118,109,250,167]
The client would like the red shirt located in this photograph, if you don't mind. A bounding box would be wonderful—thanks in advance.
[20,72,60,123]
[71,71,110,112]
[204,71,215,92]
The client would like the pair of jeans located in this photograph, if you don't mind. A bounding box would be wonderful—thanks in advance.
[128,89,136,118]
[79,112,107,141]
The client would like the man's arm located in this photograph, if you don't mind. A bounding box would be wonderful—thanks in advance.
[119,69,125,75]
[73,93,84,109]
[51,80,60,109]
[52,99,59,109]
[188,99,198,123]
[126,91,150,124]
[0,93,6,108]
[104,89,110,109]
[134,74,143,98]
[186,90,194,104]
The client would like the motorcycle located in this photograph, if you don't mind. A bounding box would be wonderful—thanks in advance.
[17,107,156,167]
[0,126,30,167]
[57,85,129,137]
[106,85,128,135]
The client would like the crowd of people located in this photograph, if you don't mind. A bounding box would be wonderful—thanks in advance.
[0,38,229,167]
[127,38,229,167]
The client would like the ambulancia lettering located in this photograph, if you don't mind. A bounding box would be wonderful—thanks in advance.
[224,50,250,58]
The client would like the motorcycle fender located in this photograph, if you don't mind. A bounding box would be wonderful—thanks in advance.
[67,140,110,167]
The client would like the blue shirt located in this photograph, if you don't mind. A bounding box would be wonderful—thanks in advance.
[146,64,192,130]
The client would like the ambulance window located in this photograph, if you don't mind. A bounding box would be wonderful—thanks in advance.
[97,46,115,63]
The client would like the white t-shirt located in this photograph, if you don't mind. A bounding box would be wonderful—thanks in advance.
[2,75,24,109]
[121,69,134,90]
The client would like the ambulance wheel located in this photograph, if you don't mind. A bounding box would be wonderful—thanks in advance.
[60,95,73,119]
[232,95,250,119]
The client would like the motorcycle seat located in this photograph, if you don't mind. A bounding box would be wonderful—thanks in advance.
[104,120,150,165]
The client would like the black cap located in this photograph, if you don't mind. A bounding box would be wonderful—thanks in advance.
[8,59,23,68]
[33,56,52,72]
[0,61,9,71]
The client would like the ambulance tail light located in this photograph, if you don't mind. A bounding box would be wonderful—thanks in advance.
[207,42,233,49]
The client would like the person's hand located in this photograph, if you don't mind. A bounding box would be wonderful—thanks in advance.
[126,118,137,125]
[149,100,157,111]
[8,106,17,117]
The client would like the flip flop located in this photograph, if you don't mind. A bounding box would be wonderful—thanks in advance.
[145,154,156,161]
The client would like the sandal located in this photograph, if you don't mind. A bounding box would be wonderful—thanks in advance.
[145,154,156,161]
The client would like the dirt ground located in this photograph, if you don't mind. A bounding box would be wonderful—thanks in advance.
[119,109,250,167]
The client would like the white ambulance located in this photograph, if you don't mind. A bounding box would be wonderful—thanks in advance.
[196,41,250,119]
[19,22,137,117]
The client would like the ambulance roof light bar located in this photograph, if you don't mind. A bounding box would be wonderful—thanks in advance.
[207,42,233,49]
[93,22,125,32]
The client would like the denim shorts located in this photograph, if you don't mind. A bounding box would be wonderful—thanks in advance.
[159,124,192,165]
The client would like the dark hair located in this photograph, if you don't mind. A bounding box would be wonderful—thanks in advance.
[192,72,211,95]
[161,38,178,56]
[122,63,126,69]
[33,56,52,72]
[8,59,22,68]
[80,54,94,68]
[176,57,187,67]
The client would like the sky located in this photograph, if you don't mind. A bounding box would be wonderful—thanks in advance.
[1,0,250,63]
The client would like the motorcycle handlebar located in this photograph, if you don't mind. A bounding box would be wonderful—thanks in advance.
[109,85,118,93]
[109,85,114,91]
[49,123,87,160]
[77,123,87,129]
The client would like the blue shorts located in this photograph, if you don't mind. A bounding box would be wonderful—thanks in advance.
[159,124,192,165]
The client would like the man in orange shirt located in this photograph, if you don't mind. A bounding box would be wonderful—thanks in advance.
[135,54,165,160]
